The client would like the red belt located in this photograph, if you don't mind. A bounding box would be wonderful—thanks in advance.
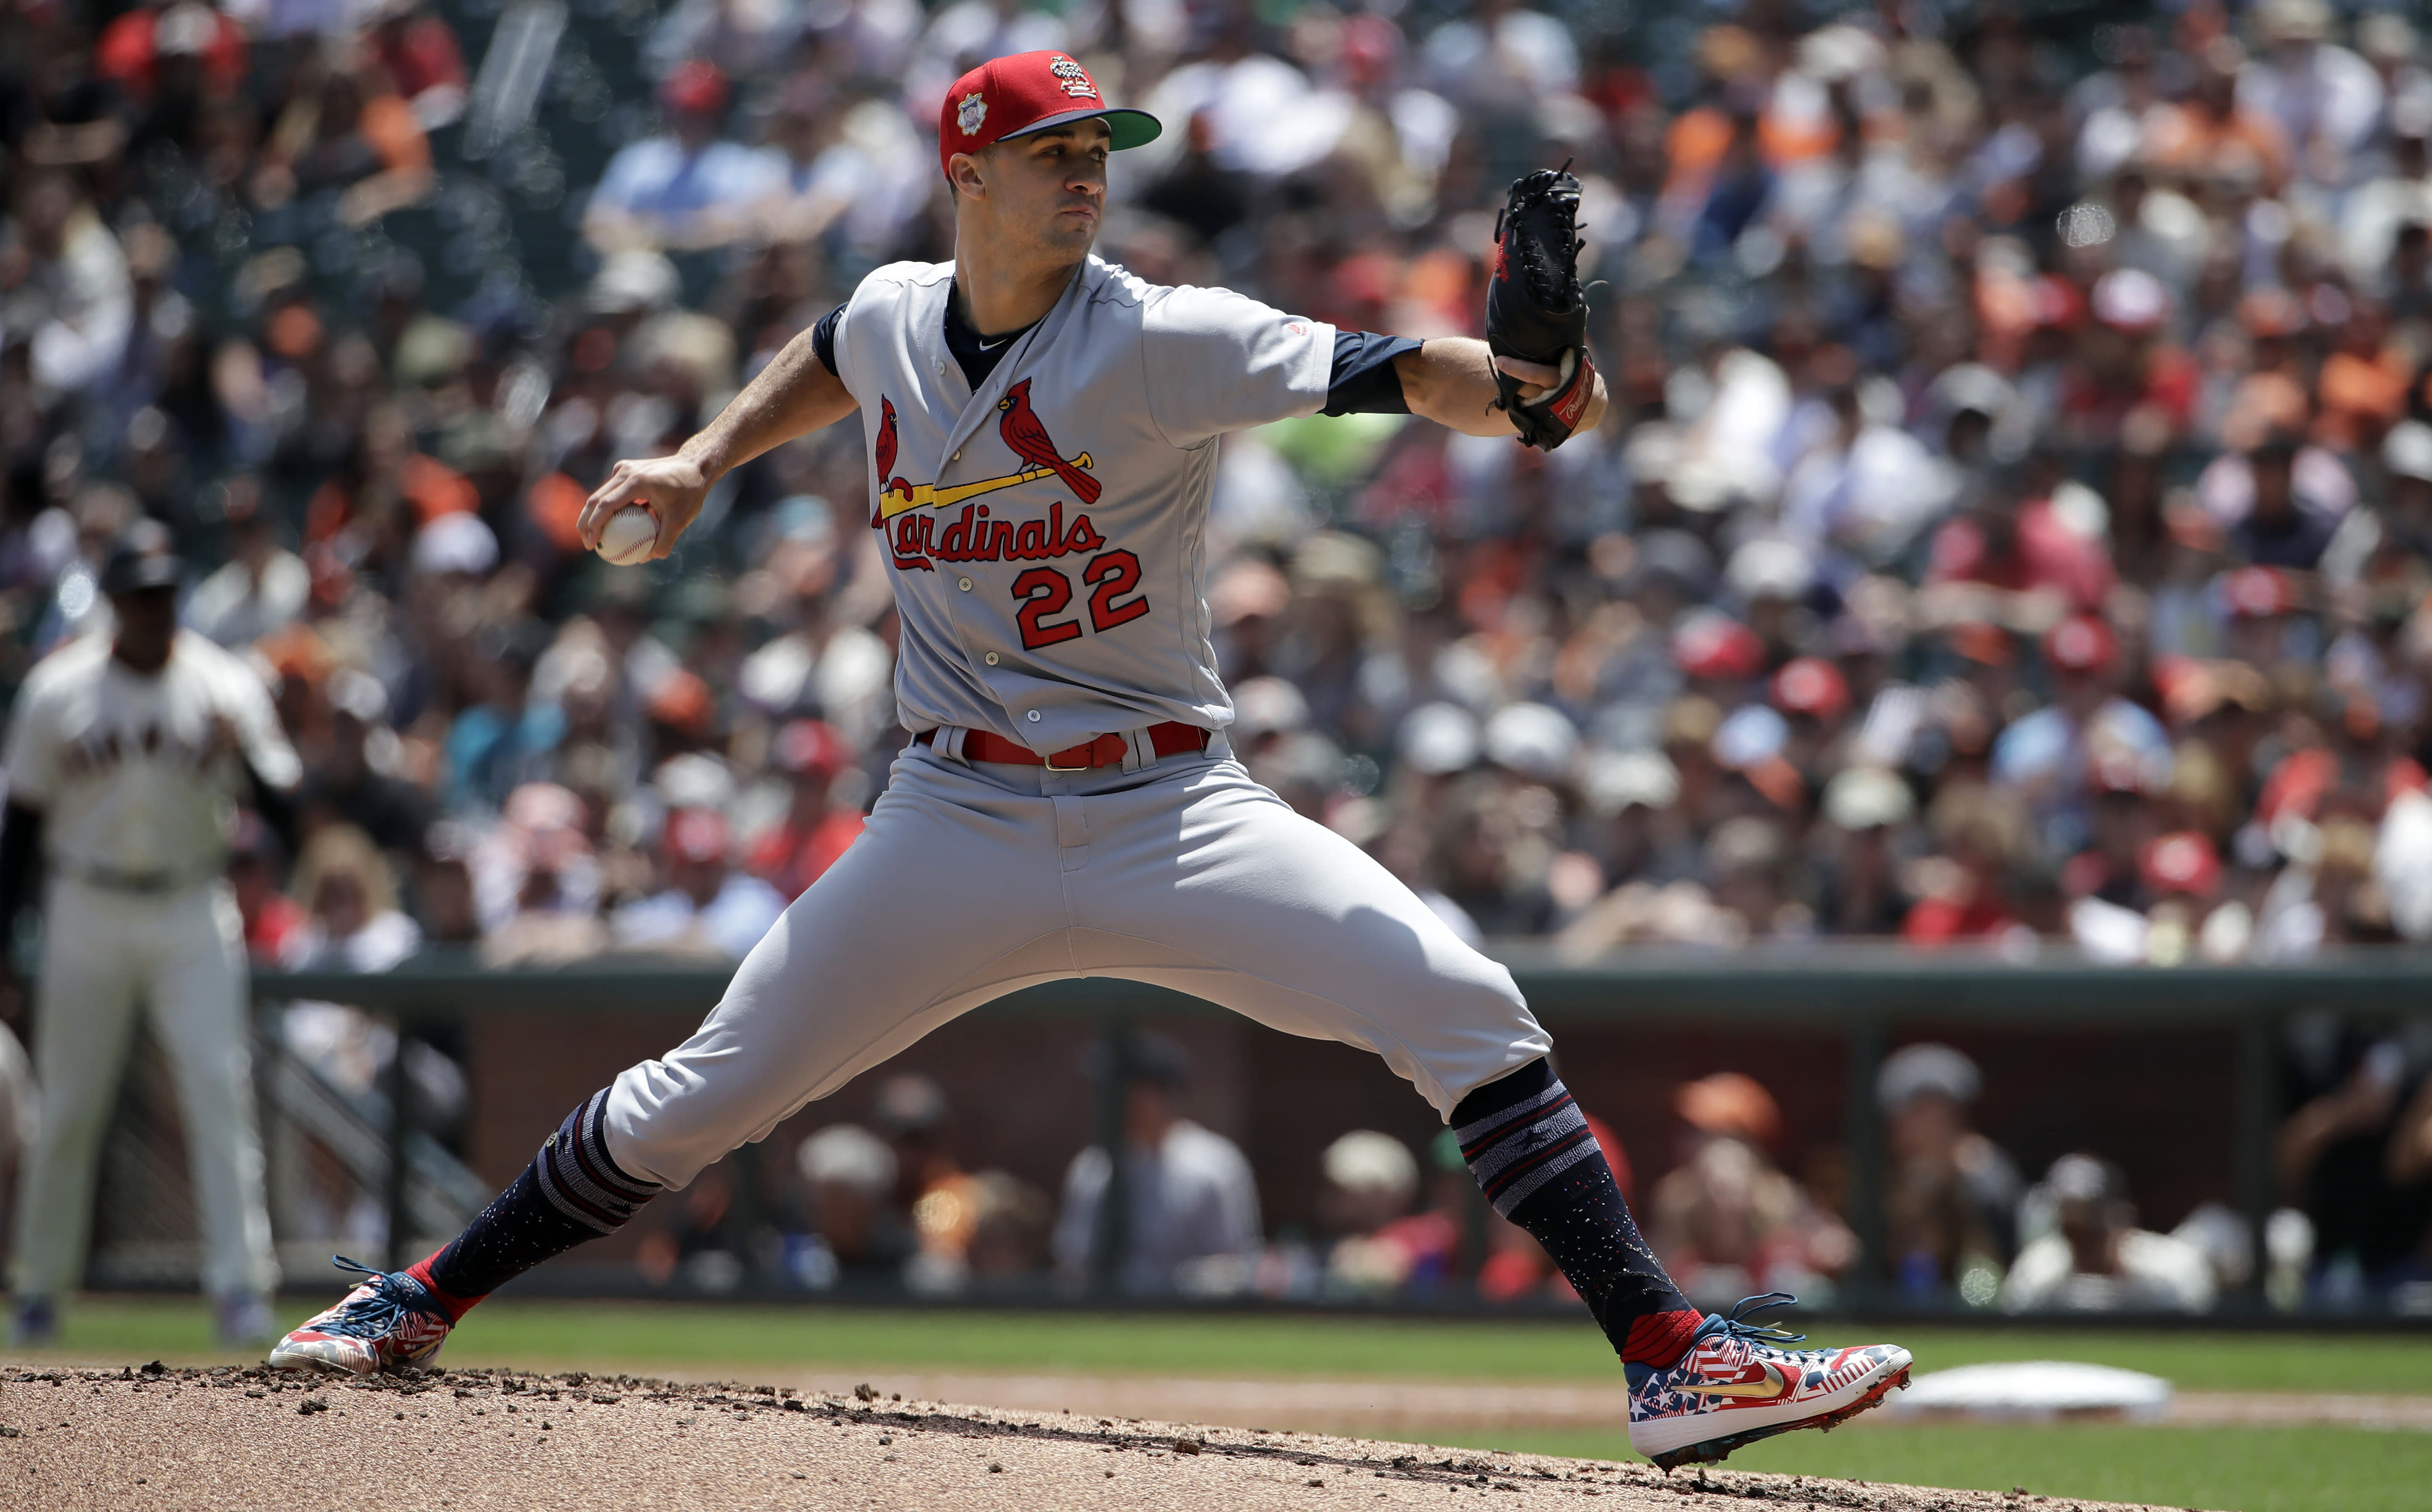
[917,721,1210,770]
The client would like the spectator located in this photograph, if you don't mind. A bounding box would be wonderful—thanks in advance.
[442,621,562,815]
[582,60,780,253]
[611,808,784,961]
[281,822,421,971]
[472,784,607,963]
[1901,784,2029,946]
[1651,1072,1856,1306]
[1318,1130,1421,1296]
[413,840,480,950]
[228,811,305,963]
[1877,1043,2022,1300]
[2002,1153,2216,1313]
[2275,1025,2432,1305]
[791,1123,911,1289]
[366,0,469,131]
[1052,1033,1261,1296]
[253,46,435,229]
[746,718,864,900]
[299,669,432,860]
[1813,767,1916,935]
[859,1072,1049,1295]
[184,481,307,648]
[1,170,133,404]
[636,1161,747,1292]
[2229,434,2339,569]
[754,81,928,261]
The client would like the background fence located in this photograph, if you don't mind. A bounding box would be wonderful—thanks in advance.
[167,944,2432,1320]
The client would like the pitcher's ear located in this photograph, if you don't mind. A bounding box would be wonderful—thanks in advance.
[947,148,989,200]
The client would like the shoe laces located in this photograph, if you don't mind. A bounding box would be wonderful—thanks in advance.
[315,1255,432,1339]
[1707,1292,1808,1354]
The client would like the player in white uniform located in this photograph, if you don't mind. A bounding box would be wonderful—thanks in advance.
[270,52,1909,1468]
[4,543,300,1347]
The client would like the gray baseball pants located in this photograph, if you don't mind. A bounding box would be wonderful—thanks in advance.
[601,736,1550,1189]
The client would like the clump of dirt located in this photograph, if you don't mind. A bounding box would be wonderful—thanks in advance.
[0,1365,2207,1511]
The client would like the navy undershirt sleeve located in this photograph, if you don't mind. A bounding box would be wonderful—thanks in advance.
[809,302,847,376]
[1322,331,1421,416]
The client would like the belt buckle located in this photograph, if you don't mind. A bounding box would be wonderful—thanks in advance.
[1046,732,1121,771]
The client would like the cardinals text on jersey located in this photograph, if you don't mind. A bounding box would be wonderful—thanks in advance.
[873,380,1150,649]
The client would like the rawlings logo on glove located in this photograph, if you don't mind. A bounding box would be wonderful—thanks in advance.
[1486,165,1595,451]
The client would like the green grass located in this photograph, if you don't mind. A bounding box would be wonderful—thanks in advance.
[14,1297,2425,1511]
[22,1296,2430,1397]
[1426,1424,2429,1512]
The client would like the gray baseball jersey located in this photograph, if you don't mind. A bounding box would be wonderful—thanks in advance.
[832,255,1334,753]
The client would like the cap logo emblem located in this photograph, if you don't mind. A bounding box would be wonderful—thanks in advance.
[1049,54,1099,99]
[957,91,987,136]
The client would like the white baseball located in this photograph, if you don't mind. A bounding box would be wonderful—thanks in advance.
[596,505,659,565]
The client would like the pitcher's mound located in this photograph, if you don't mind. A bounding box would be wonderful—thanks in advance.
[4,1365,2196,1511]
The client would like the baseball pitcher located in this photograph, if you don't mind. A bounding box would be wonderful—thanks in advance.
[269,52,1908,1468]
[4,542,299,1347]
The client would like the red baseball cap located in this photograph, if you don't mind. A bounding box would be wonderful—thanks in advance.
[1671,609,1766,681]
[2140,831,2220,900]
[664,807,731,866]
[775,718,851,779]
[1770,656,1850,721]
[661,59,728,118]
[2043,614,2117,675]
[2223,565,2299,618]
[938,51,1161,179]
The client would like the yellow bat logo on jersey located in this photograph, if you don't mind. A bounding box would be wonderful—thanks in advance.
[876,454,1094,521]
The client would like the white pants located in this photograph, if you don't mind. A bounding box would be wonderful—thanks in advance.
[10,877,278,1300]
[605,741,1550,1189]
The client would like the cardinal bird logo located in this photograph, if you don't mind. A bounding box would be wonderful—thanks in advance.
[870,396,915,526]
[996,379,1102,504]
[867,385,1099,525]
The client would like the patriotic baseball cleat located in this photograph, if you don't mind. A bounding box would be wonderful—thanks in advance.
[1625,1293,1911,1471]
[266,1256,453,1375]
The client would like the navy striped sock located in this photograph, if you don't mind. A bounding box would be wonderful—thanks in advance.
[419,1089,661,1309]
[1453,1058,1699,1365]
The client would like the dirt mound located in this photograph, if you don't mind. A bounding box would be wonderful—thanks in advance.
[1,1365,2199,1511]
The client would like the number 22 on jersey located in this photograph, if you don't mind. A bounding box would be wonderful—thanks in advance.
[1012,549,1150,650]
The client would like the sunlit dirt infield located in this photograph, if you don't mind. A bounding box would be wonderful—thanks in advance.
[0,1363,2206,1511]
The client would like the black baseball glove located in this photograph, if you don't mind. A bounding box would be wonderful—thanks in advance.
[1486,165,1596,451]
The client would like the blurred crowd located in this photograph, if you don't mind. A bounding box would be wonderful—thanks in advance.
[654,1033,2432,1314]
[4,0,2432,963]
[6,0,2432,1309]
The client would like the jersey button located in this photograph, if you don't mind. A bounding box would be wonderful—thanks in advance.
[952,450,963,462]
[1026,710,1041,723]
[957,576,973,591]
[984,652,1000,665]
